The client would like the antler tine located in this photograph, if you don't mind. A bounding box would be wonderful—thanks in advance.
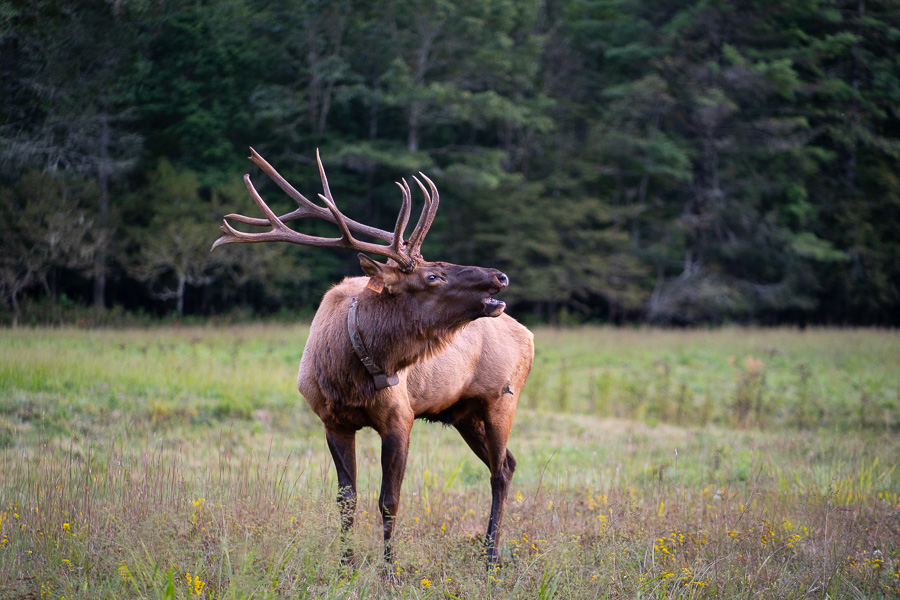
[249,147,323,219]
[405,180,432,252]
[317,191,359,246]
[312,150,367,250]
[390,179,412,257]
[316,149,334,205]
[406,173,440,258]
[212,150,418,270]
[235,148,394,243]
[311,188,413,269]
[212,174,319,250]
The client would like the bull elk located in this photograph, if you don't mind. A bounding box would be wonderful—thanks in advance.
[212,149,534,570]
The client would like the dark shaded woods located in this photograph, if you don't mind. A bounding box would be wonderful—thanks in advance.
[1,0,898,326]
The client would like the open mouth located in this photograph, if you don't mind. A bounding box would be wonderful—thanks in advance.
[482,272,509,317]
[483,296,506,317]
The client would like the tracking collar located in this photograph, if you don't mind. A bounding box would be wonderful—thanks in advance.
[347,297,400,389]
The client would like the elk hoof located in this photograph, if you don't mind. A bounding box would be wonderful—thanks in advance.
[340,549,357,568]
[380,569,402,586]
[483,538,506,570]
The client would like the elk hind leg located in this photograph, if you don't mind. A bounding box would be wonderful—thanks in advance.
[454,418,516,564]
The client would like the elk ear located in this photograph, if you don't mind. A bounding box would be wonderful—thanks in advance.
[358,254,384,277]
[358,254,400,294]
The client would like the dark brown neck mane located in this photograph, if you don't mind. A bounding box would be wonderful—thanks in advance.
[311,280,472,409]
[353,286,467,378]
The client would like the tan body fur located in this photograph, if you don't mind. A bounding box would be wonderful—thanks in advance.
[299,276,534,426]
[296,275,533,566]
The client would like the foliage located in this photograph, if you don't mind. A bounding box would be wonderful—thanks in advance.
[0,171,98,323]
[1,0,899,324]
[1,326,898,598]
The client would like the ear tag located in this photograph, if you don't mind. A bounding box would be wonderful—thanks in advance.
[366,277,385,294]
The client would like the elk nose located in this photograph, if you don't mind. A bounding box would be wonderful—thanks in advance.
[495,271,509,289]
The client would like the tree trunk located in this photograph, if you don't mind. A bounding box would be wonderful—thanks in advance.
[176,273,186,317]
[93,110,110,309]
[408,102,421,152]
[11,290,20,328]
[844,0,865,191]
[407,22,434,153]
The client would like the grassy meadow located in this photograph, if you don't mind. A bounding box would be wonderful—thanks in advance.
[0,325,898,599]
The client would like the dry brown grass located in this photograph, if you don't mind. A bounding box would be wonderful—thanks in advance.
[1,325,898,598]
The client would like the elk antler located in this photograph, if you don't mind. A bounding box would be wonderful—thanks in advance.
[211,148,440,272]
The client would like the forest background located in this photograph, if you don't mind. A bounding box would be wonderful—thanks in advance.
[1,0,898,326]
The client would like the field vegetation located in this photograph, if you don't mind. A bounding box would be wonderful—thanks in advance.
[1,325,898,598]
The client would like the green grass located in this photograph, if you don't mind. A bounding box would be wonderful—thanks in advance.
[525,327,899,431]
[1,326,898,598]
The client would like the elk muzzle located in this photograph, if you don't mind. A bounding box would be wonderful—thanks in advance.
[483,270,509,317]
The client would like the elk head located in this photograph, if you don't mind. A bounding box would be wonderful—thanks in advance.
[212,149,508,323]
[358,255,508,319]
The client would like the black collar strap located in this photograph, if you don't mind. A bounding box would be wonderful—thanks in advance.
[347,297,400,389]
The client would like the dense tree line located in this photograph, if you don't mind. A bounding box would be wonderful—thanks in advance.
[1,0,898,325]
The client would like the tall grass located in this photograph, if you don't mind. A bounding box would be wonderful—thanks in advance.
[524,327,899,431]
[1,325,898,598]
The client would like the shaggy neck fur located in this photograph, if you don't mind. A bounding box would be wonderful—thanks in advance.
[356,287,468,376]
[310,278,478,410]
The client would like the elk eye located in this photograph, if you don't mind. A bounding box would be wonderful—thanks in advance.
[427,274,438,282]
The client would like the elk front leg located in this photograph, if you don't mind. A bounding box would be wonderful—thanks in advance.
[378,427,410,569]
[326,428,358,565]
